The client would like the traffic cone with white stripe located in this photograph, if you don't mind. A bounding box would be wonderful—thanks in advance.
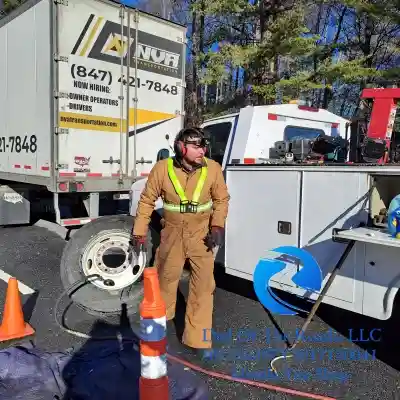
[139,268,169,400]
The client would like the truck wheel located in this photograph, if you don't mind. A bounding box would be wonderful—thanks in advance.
[60,215,158,317]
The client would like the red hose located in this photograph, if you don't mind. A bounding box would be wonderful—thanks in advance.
[167,353,336,400]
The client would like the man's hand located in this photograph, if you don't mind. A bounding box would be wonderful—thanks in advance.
[129,232,146,255]
[210,226,224,246]
[205,226,224,250]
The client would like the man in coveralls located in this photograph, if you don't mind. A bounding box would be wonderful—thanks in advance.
[131,127,230,359]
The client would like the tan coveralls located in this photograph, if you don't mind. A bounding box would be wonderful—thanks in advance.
[133,157,230,348]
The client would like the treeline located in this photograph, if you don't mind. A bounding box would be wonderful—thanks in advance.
[3,0,400,125]
[138,0,400,125]
[1,1,24,15]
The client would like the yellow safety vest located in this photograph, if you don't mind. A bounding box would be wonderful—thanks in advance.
[164,157,212,213]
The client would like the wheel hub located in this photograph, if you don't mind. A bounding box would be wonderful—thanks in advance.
[95,240,129,275]
[81,231,146,291]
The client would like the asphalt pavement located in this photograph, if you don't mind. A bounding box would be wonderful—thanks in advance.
[0,225,399,399]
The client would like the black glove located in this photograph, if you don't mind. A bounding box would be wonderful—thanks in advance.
[205,226,224,250]
[129,233,146,255]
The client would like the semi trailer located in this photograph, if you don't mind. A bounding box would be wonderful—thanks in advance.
[0,0,186,315]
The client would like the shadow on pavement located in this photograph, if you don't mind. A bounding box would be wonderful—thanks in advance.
[213,262,299,344]
[61,302,209,400]
[317,301,400,372]
[62,303,141,400]
[22,291,40,322]
[214,262,259,302]
[213,261,400,372]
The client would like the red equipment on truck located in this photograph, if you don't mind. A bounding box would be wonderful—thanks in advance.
[349,88,400,164]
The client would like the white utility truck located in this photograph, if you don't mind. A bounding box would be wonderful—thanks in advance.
[130,103,349,209]
[131,88,400,325]
[0,0,186,315]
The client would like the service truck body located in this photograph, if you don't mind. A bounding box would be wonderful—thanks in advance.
[220,165,386,319]
[196,106,400,322]
[200,105,400,322]
[223,164,398,321]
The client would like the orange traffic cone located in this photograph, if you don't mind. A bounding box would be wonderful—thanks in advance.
[0,277,35,343]
[139,268,169,400]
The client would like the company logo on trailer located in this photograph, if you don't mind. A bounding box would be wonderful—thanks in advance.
[73,156,91,173]
[100,33,134,59]
[74,156,90,167]
[3,193,23,204]
[99,29,179,69]
[253,246,323,315]
[72,14,183,79]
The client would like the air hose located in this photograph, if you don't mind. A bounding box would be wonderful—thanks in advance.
[54,274,336,400]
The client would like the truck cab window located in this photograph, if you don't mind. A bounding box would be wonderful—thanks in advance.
[284,126,325,141]
[203,122,232,165]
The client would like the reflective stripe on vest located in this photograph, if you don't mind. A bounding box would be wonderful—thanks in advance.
[164,157,212,212]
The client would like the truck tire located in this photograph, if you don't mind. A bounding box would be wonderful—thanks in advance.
[60,214,158,317]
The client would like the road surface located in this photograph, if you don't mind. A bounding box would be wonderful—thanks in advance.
[0,225,399,399]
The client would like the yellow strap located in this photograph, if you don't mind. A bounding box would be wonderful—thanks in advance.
[192,158,208,203]
[167,157,188,202]
[167,157,208,204]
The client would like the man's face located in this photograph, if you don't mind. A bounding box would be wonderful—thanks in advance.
[181,139,206,164]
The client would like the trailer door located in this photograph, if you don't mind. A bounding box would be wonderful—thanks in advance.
[56,0,129,179]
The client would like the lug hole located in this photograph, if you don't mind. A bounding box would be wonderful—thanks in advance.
[132,265,141,275]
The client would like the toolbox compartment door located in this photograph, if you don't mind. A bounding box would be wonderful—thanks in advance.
[225,168,301,278]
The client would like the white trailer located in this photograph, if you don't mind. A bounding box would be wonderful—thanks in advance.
[0,0,186,315]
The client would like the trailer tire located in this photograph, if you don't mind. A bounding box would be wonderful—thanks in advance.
[60,214,158,317]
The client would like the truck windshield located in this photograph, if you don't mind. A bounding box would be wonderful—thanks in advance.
[284,126,325,140]
[203,121,232,165]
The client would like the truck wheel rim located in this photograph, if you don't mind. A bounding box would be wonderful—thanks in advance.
[81,231,146,291]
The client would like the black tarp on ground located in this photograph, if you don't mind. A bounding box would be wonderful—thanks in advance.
[0,341,209,399]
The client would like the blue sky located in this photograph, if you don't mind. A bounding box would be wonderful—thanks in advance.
[119,0,339,86]
[119,0,139,5]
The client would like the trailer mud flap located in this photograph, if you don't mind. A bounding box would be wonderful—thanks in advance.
[0,186,30,225]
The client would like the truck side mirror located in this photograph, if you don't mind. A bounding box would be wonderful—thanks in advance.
[157,148,170,161]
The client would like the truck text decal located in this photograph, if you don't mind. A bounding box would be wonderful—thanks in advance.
[72,15,183,80]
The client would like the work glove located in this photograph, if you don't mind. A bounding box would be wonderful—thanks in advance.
[205,226,224,250]
[129,232,146,255]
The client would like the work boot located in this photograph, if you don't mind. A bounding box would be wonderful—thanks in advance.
[166,320,180,343]
[180,344,215,365]
[167,319,176,333]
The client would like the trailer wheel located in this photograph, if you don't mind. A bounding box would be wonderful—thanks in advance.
[60,215,158,317]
